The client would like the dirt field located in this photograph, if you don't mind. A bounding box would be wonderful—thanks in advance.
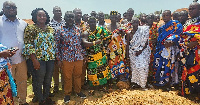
[25,78,200,105]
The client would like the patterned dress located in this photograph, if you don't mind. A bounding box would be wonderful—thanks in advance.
[0,43,14,105]
[179,16,200,96]
[86,26,111,86]
[149,22,159,77]
[129,26,151,88]
[108,28,129,80]
[153,20,183,86]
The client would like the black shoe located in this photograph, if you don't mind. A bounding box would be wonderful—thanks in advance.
[19,102,29,105]
[49,92,55,97]
[39,100,46,105]
[64,95,70,103]
[45,98,55,105]
[77,92,86,98]
[53,86,59,93]
[32,96,38,103]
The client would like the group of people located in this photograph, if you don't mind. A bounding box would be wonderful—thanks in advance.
[0,0,199,105]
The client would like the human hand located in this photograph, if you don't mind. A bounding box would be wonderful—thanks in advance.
[164,41,174,48]
[0,50,15,57]
[187,41,198,49]
[57,60,62,68]
[32,59,40,70]
[135,50,142,56]
[95,40,102,45]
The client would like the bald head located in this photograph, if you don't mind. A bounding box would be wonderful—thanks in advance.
[189,2,200,18]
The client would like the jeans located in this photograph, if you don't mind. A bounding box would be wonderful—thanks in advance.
[34,60,54,102]
[26,59,37,96]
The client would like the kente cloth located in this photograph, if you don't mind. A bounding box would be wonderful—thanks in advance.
[179,16,200,96]
[129,26,151,88]
[0,43,14,105]
[153,20,183,86]
[149,22,159,77]
[107,28,129,80]
[86,26,112,86]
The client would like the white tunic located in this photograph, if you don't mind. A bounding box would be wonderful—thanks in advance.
[129,26,151,88]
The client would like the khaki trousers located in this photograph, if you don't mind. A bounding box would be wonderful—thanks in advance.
[81,59,87,86]
[62,60,83,95]
[53,62,63,87]
[11,60,27,104]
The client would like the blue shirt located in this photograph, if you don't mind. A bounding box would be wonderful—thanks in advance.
[0,15,27,64]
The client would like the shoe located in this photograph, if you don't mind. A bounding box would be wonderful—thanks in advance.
[49,92,55,97]
[39,100,46,105]
[64,95,70,103]
[19,102,29,105]
[53,86,59,93]
[45,98,55,105]
[32,96,38,103]
[76,92,86,98]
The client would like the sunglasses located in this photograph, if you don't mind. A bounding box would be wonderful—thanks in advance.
[5,6,17,10]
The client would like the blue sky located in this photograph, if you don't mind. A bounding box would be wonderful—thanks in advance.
[0,0,195,19]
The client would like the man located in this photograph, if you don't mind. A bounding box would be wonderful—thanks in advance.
[179,2,200,98]
[126,8,134,22]
[139,13,147,26]
[49,6,65,94]
[90,11,97,18]
[153,10,182,91]
[55,11,86,103]
[73,8,88,89]
[172,11,180,21]
[154,14,160,23]
[73,8,82,27]
[107,11,120,32]
[0,1,28,105]
[107,11,130,83]
[128,17,151,89]
[82,16,111,89]
[82,14,89,23]
[97,11,107,28]
[117,13,121,23]
[179,10,188,25]
[49,6,65,30]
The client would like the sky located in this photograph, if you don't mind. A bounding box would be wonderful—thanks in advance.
[0,0,197,19]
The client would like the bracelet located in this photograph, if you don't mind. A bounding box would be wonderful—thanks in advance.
[93,41,95,46]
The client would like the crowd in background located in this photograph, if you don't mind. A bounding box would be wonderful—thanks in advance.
[0,1,199,105]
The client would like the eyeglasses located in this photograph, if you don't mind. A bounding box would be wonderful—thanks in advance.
[5,6,17,10]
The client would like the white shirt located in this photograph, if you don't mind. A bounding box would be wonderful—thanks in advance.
[0,15,27,64]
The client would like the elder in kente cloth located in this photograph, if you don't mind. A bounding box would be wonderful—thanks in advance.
[179,2,200,98]
[153,10,183,90]
[82,16,111,87]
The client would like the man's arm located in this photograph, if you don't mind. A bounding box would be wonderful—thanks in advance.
[82,31,101,48]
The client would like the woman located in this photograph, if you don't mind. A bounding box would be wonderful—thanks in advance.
[22,8,55,105]
[128,17,151,89]
[0,44,17,105]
